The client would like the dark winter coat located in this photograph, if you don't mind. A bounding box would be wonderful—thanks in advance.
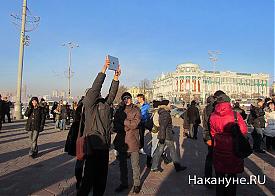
[113,103,141,152]
[250,106,265,128]
[0,100,3,117]
[61,105,69,120]
[83,72,119,150]
[157,105,174,141]
[3,101,11,113]
[187,105,201,125]
[233,106,247,120]
[24,106,46,132]
[210,102,248,174]
[202,102,215,142]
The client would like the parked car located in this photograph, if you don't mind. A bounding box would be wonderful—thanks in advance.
[171,108,185,118]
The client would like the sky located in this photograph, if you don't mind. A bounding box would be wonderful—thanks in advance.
[0,0,274,97]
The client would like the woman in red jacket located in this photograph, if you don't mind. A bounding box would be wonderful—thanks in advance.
[210,94,248,196]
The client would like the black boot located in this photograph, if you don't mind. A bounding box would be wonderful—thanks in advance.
[133,186,141,194]
[161,154,171,165]
[115,184,128,193]
[174,163,187,172]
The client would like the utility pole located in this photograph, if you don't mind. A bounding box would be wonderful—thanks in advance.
[62,42,79,100]
[14,0,27,120]
[208,50,221,91]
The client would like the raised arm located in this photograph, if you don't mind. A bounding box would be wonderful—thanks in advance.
[106,66,121,105]
[83,57,110,107]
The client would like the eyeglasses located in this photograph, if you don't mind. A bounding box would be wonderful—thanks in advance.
[123,96,131,101]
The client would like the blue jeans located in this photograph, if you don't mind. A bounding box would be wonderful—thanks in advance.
[151,140,179,170]
[60,119,66,130]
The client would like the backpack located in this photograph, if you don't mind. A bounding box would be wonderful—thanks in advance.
[232,112,252,159]
[151,111,160,133]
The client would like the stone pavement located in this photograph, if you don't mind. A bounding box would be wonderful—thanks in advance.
[0,119,274,196]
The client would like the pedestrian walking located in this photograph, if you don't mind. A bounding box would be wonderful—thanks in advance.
[0,94,3,130]
[264,101,275,151]
[151,100,187,172]
[202,96,215,181]
[2,97,12,123]
[77,57,120,196]
[113,92,142,194]
[54,104,61,130]
[210,94,248,196]
[250,98,266,153]
[186,100,201,139]
[146,100,171,168]
[137,94,151,154]
[24,97,46,158]
[60,101,69,130]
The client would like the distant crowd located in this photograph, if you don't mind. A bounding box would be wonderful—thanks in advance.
[0,57,274,196]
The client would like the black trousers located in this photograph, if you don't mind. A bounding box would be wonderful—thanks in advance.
[77,149,109,196]
[75,159,84,187]
[2,112,11,123]
[139,122,146,149]
[266,136,275,150]
[216,172,237,196]
[204,146,213,178]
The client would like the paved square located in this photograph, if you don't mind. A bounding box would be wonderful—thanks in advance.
[0,118,274,196]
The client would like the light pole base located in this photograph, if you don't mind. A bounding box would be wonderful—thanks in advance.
[14,102,23,120]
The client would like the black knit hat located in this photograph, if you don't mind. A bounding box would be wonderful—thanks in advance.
[153,100,161,108]
[121,92,132,100]
[216,94,231,103]
[214,90,226,98]
[159,100,169,106]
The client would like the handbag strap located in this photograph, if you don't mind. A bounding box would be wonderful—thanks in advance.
[234,111,238,123]
[77,105,85,138]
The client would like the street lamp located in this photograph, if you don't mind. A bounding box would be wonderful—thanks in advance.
[14,0,27,120]
[62,42,79,100]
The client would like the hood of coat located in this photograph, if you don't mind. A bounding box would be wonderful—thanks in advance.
[158,105,170,111]
[214,102,233,117]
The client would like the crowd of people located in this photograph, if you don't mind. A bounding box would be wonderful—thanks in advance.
[2,56,275,196]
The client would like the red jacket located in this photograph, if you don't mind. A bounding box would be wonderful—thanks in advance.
[210,102,248,174]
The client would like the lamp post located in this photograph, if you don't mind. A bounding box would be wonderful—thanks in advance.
[62,42,79,100]
[14,0,27,120]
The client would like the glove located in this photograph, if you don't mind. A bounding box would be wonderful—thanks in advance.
[159,139,165,144]
[206,140,212,146]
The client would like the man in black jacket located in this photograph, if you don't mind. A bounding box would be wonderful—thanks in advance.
[251,98,266,153]
[77,57,120,196]
[186,100,201,139]
[0,94,3,130]
[202,96,215,180]
[151,100,186,172]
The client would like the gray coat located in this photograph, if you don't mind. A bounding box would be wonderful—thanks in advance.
[83,72,119,150]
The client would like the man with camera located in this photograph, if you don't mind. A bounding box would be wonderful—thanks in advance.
[77,57,121,196]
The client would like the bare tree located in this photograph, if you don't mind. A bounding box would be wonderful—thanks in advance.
[114,85,128,104]
[139,79,151,94]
